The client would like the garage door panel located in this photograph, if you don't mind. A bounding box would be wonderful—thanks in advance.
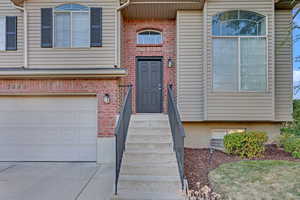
[0,97,95,110]
[0,145,95,161]
[0,97,97,161]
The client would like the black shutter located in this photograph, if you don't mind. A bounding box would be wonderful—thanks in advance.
[6,16,17,51]
[41,8,53,48]
[90,7,102,47]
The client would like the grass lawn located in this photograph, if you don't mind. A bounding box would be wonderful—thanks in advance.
[208,160,300,200]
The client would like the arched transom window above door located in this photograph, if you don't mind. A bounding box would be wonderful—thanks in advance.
[137,30,163,45]
[212,10,267,92]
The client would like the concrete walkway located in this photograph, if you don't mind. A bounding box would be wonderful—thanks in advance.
[0,162,115,200]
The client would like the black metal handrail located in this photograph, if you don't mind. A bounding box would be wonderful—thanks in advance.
[115,85,132,195]
[167,84,186,190]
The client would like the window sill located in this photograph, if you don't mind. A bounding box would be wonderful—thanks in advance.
[52,47,92,50]
[210,90,271,95]
[0,50,17,52]
[136,44,163,47]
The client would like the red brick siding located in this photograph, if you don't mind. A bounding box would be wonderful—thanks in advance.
[121,19,176,113]
[0,79,119,137]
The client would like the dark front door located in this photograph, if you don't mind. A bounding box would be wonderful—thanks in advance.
[137,58,163,113]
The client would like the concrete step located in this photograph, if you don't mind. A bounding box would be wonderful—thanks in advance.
[129,115,170,129]
[127,134,172,143]
[123,151,177,163]
[126,142,173,152]
[120,162,179,176]
[114,190,185,200]
[118,175,182,193]
[129,120,170,128]
[128,128,172,135]
[130,114,169,121]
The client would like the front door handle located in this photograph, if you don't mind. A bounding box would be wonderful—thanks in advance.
[158,84,162,90]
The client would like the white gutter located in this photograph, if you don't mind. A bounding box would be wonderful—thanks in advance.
[11,1,28,68]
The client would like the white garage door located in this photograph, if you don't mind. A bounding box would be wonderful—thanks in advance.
[0,96,97,162]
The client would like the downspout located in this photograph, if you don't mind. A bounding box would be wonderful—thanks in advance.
[11,1,28,68]
[115,0,130,67]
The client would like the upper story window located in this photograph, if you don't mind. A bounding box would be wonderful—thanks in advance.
[212,10,267,92]
[0,16,17,51]
[54,4,90,48]
[0,16,6,51]
[137,30,162,45]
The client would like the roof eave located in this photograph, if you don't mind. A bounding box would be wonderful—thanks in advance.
[0,67,128,79]
[275,0,300,9]
[11,0,25,7]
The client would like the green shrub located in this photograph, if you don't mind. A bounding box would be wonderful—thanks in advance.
[292,151,300,159]
[282,136,298,153]
[280,122,300,137]
[278,133,300,159]
[279,100,300,137]
[224,131,268,158]
[278,132,293,146]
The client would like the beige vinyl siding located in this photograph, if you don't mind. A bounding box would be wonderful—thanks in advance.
[205,0,275,121]
[177,11,204,121]
[275,10,293,121]
[0,0,23,68]
[25,0,117,68]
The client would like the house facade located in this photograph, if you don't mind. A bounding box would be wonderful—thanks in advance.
[0,0,295,162]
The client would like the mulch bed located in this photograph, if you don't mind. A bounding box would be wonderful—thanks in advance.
[185,144,300,190]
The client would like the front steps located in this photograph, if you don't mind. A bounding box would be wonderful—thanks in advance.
[115,114,184,200]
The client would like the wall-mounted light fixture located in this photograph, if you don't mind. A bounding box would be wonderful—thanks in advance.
[168,58,174,68]
[103,94,110,104]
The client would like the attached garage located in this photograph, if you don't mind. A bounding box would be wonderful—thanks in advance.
[0,96,97,162]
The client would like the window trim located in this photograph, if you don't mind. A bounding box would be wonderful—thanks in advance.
[211,10,269,93]
[136,29,163,45]
[0,16,6,52]
[53,4,91,49]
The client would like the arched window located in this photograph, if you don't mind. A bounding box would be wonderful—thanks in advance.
[137,30,162,45]
[212,10,267,92]
[54,4,90,48]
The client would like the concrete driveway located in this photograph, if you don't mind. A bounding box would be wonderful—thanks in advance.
[0,162,115,200]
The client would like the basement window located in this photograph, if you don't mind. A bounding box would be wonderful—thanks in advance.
[210,129,246,150]
[212,129,246,139]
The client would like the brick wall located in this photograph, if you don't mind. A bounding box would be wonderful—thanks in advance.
[0,79,119,137]
[121,19,177,113]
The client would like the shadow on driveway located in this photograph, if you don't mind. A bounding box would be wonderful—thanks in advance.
[0,162,115,200]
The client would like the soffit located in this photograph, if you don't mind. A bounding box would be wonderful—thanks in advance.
[121,0,204,19]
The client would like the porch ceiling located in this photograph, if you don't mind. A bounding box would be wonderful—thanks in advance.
[121,0,204,19]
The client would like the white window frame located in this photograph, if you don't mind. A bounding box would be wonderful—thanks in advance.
[53,6,90,49]
[136,29,163,45]
[212,10,268,93]
[0,16,6,51]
